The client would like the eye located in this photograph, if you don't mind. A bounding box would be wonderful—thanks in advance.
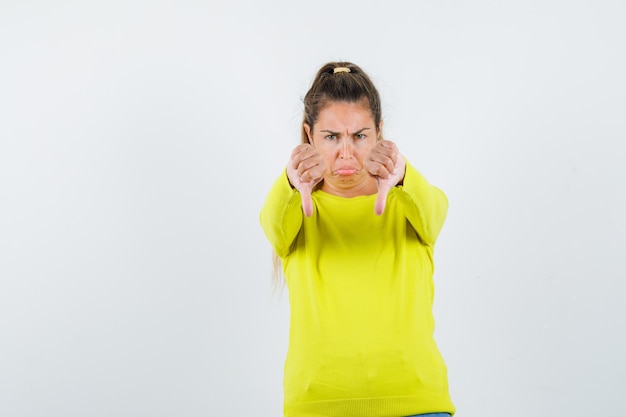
[354,133,366,140]
[325,134,337,141]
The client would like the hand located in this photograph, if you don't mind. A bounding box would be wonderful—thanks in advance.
[286,144,326,217]
[365,140,406,215]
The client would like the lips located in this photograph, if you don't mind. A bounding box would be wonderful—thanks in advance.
[334,166,358,176]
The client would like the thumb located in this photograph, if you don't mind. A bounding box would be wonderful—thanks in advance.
[375,182,392,216]
[299,182,314,217]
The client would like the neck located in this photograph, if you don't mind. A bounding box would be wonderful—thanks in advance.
[320,176,378,198]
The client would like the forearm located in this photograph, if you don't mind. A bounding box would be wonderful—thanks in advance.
[392,160,448,246]
[259,170,304,257]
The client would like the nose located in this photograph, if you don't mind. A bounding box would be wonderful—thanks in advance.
[339,138,354,159]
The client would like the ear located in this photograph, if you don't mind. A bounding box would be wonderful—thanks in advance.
[303,123,313,145]
[377,120,384,140]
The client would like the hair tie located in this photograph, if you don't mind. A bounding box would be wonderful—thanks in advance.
[333,67,351,74]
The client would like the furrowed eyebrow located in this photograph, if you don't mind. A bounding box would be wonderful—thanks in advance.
[319,128,371,135]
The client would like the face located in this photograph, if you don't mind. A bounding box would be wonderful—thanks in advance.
[304,100,381,197]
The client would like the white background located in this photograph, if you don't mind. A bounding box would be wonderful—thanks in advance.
[1,1,625,416]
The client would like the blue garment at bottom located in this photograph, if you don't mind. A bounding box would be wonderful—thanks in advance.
[405,414,451,417]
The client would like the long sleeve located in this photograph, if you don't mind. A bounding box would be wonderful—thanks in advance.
[259,170,305,258]
[390,159,448,247]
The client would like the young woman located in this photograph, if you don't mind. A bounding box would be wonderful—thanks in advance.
[260,61,455,417]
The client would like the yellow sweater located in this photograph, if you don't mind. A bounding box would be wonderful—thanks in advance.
[260,160,455,417]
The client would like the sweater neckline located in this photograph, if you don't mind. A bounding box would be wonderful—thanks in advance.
[314,189,377,201]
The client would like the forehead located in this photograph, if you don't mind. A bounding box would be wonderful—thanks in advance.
[315,100,375,129]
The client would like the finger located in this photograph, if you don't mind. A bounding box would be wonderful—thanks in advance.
[289,144,315,168]
[298,160,322,180]
[367,148,397,176]
[365,160,392,179]
[373,148,397,172]
[375,182,392,216]
[299,182,314,217]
